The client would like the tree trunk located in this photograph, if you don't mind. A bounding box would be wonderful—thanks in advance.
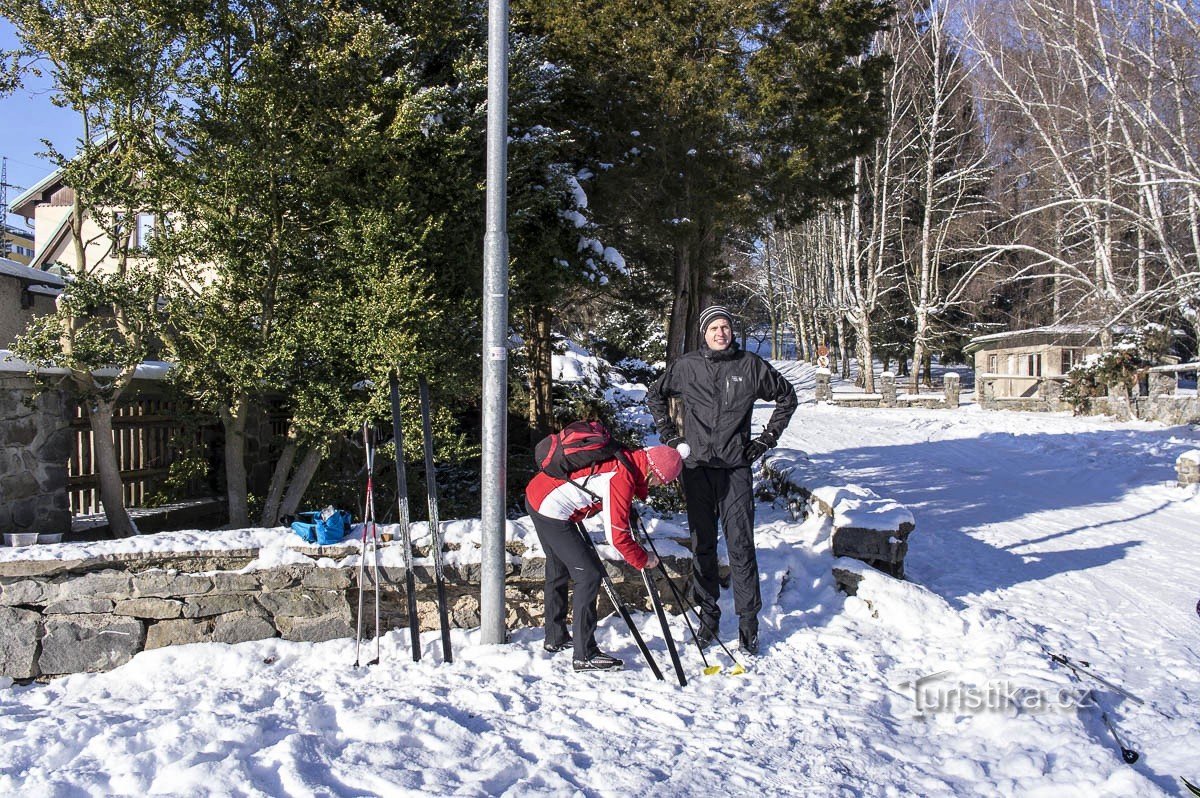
[260,428,298,526]
[88,402,137,538]
[836,317,850,379]
[910,307,930,393]
[526,305,554,440]
[278,441,327,519]
[219,395,250,528]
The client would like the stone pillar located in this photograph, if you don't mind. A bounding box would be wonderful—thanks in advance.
[1177,451,1200,487]
[0,373,71,536]
[1043,377,1063,410]
[1149,372,1176,400]
[880,372,897,407]
[943,372,960,407]
[1106,382,1133,421]
[815,368,831,402]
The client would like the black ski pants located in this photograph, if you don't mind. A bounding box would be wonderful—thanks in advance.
[526,502,602,661]
[682,464,761,632]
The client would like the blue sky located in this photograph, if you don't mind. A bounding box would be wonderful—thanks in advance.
[1,19,80,229]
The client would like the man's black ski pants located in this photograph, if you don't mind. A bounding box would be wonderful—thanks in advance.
[682,464,761,632]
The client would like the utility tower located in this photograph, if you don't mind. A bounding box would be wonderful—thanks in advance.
[0,157,10,259]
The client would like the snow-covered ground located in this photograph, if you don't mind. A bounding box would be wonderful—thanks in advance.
[2,360,1199,796]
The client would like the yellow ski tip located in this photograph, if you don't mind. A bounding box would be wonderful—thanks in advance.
[729,663,747,676]
[702,665,723,676]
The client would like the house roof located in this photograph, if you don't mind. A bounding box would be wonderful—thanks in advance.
[10,167,65,220]
[964,325,1103,354]
[0,256,65,288]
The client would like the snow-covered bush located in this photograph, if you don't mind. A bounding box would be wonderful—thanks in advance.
[1062,324,1173,413]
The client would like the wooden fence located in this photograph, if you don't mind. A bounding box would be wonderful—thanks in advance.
[68,395,218,516]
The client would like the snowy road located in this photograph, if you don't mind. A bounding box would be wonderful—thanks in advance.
[1,361,1198,796]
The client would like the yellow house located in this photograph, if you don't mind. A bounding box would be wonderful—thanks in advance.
[1,222,37,265]
[11,167,157,276]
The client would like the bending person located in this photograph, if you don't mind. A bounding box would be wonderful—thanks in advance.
[525,444,683,672]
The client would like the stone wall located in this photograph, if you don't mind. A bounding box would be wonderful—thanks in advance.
[0,540,693,680]
[760,453,915,591]
[0,372,71,537]
[815,370,960,410]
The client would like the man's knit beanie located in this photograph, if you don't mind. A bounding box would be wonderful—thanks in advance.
[643,445,684,483]
[698,305,734,335]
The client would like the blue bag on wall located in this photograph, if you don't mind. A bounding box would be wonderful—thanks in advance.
[290,507,352,545]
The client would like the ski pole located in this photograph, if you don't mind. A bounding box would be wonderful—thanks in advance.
[631,511,719,675]
[1048,652,1139,765]
[633,512,746,675]
[418,377,454,664]
[390,371,422,662]
[574,521,664,681]
[355,422,382,668]
[631,511,686,685]
[1049,653,1172,719]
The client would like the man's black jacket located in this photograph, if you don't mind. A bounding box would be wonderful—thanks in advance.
[646,343,798,468]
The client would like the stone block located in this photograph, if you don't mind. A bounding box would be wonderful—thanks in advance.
[54,571,132,602]
[183,594,263,619]
[146,619,212,650]
[0,580,50,606]
[132,572,214,598]
[258,588,349,618]
[43,597,115,615]
[451,594,481,628]
[212,612,278,645]
[0,607,42,679]
[114,597,184,619]
[833,567,865,597]
[208,572,262,593]
[519,557,547,582]
[276,610,354,643]
[3,419,37,449]
[298,567,352,591]
[258,568,301,591]
[39,614,145,675]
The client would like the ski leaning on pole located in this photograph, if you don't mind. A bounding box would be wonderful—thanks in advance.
[571,520,664,682]
[389,371,422,662]
[418,376,454,664]
[355,422,383,668]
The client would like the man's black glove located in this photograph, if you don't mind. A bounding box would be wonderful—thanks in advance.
[743,435,774,463]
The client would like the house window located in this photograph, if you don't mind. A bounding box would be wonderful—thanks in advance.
[1061,348,1081,373]
[988,354,998,373]
[1027,353,1042,377]
[136,214,155,248]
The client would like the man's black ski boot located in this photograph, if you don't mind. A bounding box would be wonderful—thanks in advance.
[739,626,760,656]
[695,621,719,650]
[573,651,624,672]
[544,633,572,653]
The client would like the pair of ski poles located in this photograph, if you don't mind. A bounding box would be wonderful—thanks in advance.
[571,509,746,683]
[355,373,453,668]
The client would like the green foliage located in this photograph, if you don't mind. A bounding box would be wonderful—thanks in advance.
[1062,324,1174,413]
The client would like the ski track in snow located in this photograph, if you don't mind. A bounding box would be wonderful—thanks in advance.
[2,361,1198,796]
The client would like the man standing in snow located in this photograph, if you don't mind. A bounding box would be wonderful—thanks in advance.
[525,445,684,672]
[646,306,797,655]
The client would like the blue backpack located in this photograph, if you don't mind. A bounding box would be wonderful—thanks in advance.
[290,507,353,545]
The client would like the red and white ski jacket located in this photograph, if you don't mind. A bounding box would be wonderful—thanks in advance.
[525,448,651,569]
